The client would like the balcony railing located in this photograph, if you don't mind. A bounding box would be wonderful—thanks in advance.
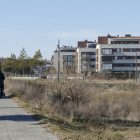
[91,68,95,71]
[91,55,95,58]
[63,58,75,61]
[81,55,91,58]
[91,61,95,65]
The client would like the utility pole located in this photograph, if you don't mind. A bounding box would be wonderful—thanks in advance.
[57,39,60,83]
[136,53,137,83]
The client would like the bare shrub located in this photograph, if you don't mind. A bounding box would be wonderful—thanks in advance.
[5,78,140,121]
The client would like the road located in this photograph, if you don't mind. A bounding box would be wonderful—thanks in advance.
[0,94,59,140]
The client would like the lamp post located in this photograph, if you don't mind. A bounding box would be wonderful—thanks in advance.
[100,61,101,80]
[57,39,60,83]
[136,53,137,83]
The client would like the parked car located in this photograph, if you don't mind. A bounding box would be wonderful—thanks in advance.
[41,75,47,79]
[47,76,52,79]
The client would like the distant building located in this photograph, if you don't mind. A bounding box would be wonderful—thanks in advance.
[0,57,8,63]
[46,60,51,69]
[32,60,52,75]
[52,34,140,73]
[51,41,97,73]
[96,34,140,73]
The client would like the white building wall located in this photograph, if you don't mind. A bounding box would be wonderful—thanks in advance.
[96,44,140,73]
[53,52,58,71]
[109,38,140,44]
[113,67,139,71]
[77,48,96,73]
[96,44,101,73]
[52,51,76,72]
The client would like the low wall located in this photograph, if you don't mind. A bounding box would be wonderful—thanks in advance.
[7,77,37,80]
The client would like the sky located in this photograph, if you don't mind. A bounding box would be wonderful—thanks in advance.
[0,0,140,60]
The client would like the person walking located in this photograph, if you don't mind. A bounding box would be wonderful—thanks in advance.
[0,69,5,96]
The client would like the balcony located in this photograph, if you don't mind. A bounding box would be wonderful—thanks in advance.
[81,55,91,58]
[91,55,95,58]
[81,61,91,65]
[91,61,95,65]
[91,68,95,71]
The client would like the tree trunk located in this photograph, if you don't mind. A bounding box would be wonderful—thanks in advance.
[23,68,24,77]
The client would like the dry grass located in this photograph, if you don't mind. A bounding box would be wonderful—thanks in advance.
[5,78,140,139]
[85,78,137,83]
[5,78,140,120]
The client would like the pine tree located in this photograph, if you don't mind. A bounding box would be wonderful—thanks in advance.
[31,50,46,75]
[19,48,28,76]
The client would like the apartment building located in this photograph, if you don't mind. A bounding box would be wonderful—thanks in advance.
[52,46,77,73]
[96,34,140,73]
[52,34,140,73]
[52,40,97,73]
[77,41,97,73]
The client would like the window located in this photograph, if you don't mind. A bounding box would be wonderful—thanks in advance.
[82,60,90,64]
[111,41,139,44]
[102,49,112,54]
[81,65,90,70]
[88,45,96,48]
[68,56,72,60]
[115,56,117,59]
[81,52,90,57]
[102,56,113,62]
[81,66,86,70]
[62,50,75,52]
[63,55,67,60]
[82,61,86,64]
[87,52,90,55]
[117,49,120,52]
[63,61,67,65]
[123,56,126,59]
[130,63,133,67]
[117,64,120,67]
[130,49,136,52]
[68,62,72,65]
[117,48,123,52]
[102,64,112,69]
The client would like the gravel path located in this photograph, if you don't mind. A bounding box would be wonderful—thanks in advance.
[0,94,59,140]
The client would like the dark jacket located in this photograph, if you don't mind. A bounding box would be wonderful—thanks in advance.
[0,72,5,87]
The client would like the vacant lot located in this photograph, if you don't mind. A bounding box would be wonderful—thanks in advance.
[5,78,140,139]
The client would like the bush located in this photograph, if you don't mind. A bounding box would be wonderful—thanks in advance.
[5,78,140,121]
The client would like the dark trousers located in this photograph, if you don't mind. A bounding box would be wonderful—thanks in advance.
[0,86,3,96]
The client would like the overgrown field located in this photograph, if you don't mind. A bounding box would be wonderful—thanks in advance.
[5,78,140,139]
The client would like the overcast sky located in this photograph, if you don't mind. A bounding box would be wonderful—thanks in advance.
[0,0,140,59]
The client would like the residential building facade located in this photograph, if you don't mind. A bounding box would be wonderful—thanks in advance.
[52,46,77,73]
[52,34,140,73]
[96,34,140,73]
